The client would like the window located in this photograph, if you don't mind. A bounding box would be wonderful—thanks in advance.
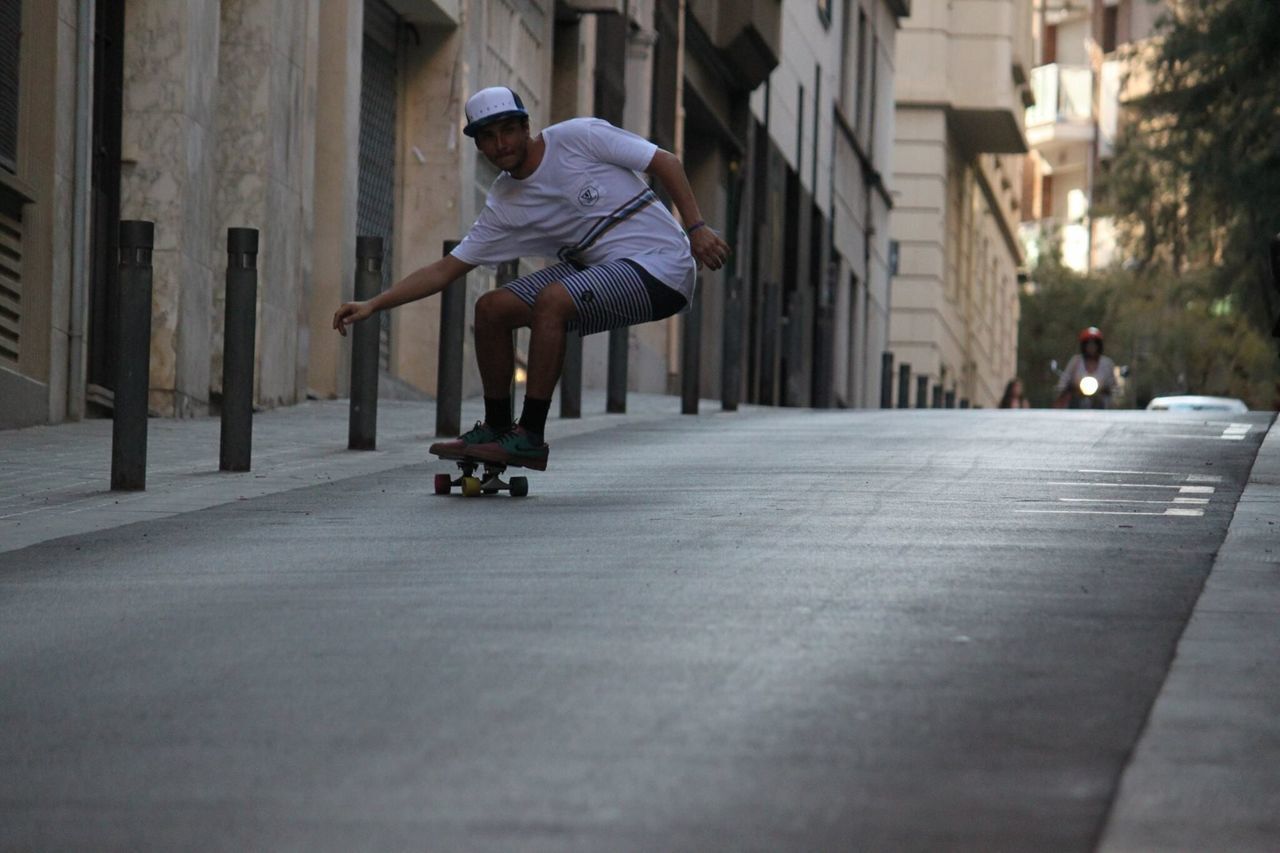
[1101,4,1118,53]
[0,0,20,173]
[838,0,852,112]
[817,0,833,29]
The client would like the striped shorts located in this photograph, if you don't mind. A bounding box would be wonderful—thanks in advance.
[502,259,688,337]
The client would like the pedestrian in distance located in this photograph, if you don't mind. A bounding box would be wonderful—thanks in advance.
[333,86,729,471]
[999,377,1031,409]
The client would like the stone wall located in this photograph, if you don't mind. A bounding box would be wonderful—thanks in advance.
[120,0,221,417]
[213,0,317,409]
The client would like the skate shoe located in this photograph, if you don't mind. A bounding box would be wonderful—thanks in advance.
[467,425,550,471]
[429,421,507,461]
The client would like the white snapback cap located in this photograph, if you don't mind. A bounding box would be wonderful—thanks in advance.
[463,86,529,137]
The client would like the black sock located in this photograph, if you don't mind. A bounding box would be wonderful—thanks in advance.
[518,397,551,440]
[484,396,512,431]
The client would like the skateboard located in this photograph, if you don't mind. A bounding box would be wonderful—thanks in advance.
[433,455,530,498]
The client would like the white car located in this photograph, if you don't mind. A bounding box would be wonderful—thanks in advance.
[1145,395,1248,413]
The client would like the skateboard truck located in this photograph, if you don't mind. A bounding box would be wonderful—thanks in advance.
[434,458,529,498]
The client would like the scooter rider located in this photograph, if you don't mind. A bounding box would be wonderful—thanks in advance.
[1054,327,1116,409]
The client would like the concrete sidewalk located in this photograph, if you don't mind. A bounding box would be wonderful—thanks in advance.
[0,391,725,557]
[1099,414,1280,851]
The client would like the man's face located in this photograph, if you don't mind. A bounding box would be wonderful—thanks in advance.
[473,117,530,172]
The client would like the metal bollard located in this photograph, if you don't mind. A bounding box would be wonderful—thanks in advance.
[435,240,466,438]
[111,220,155,491]
[681,284,702,414]
[721,276,743,412]
[560,331,583,419]
[1271,233,1280,342]
[1270,232,1280,291]
[897,363,911,409]
[496,260,520,415]
[879,352,894,409]
[348,236,383,450]
[219,228,259,472]
[916,375,929,409]
[606,328,628,413]
[759,284,781,406]
[520,257,579,421]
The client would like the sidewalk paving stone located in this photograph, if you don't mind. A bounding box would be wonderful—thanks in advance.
[0,392,718,557]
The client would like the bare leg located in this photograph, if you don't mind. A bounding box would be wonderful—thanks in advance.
[526,283,578,400]
[473,289,532,398]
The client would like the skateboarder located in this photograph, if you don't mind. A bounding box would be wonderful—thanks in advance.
[333,86,729,471]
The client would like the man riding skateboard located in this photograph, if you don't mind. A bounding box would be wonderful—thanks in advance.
[333,86,729,471]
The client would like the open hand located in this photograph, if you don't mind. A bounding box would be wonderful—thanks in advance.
[332,301,374,337]
[689,226,731,272]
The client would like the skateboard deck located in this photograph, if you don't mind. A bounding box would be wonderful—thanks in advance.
[432,452,530,497]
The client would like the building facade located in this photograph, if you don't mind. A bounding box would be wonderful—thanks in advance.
[3,0,918,430]
[887,0,1034,408]
[1020,0,1165,273]
[741,0,909,410]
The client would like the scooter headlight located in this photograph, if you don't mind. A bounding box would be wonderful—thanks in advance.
[1079,376,1100,397]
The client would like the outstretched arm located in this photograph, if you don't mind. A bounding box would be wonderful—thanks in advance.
[333,253,475,336]
[645,149,731,272]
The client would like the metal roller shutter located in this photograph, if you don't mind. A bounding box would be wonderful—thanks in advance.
[358,0,398,372]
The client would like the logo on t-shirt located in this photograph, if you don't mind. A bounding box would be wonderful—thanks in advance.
[577,184,601,207]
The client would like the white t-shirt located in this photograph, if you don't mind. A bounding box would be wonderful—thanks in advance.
[1057,353,1117,398]
[450,118,697,298]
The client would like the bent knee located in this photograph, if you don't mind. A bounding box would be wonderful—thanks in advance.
[532,283,576,320]
[475,289,527,327]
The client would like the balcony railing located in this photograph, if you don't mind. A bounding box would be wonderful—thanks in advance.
[1026,64,1093,127]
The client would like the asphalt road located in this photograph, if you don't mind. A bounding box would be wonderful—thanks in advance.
[0,408,1270,851]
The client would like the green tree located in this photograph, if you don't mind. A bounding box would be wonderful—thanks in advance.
[1019,258,1278,409]
[1041,0,1280,408]
[1099,0,1280,323]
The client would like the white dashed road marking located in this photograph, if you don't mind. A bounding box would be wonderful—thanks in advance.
[1017,508,1205,517]
[1022,471,1223,520]
[1056,497,1209,506]
[1077,469,1224,482]
[1221,423,1252,440]
[1046,482,1216,493]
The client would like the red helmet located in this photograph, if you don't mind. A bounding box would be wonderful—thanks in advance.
[1078,326,1103,343]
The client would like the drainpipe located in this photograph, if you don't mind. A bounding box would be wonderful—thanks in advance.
[67,0,95,420]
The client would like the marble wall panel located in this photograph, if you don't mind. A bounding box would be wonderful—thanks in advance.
[211,7,270,398]
[122,0,221,416]
[221,0,273,46]
[258,174,304,404]
[176,234,214,416]
[306,0,363,398]
[43,8,81,419]
[213,0,317,407]
[390,25,466,394]
[190,2,222,116]
[266,29,291,206]
[122,3,190,114]
[146,247,181,410]
[295,3,320,398]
